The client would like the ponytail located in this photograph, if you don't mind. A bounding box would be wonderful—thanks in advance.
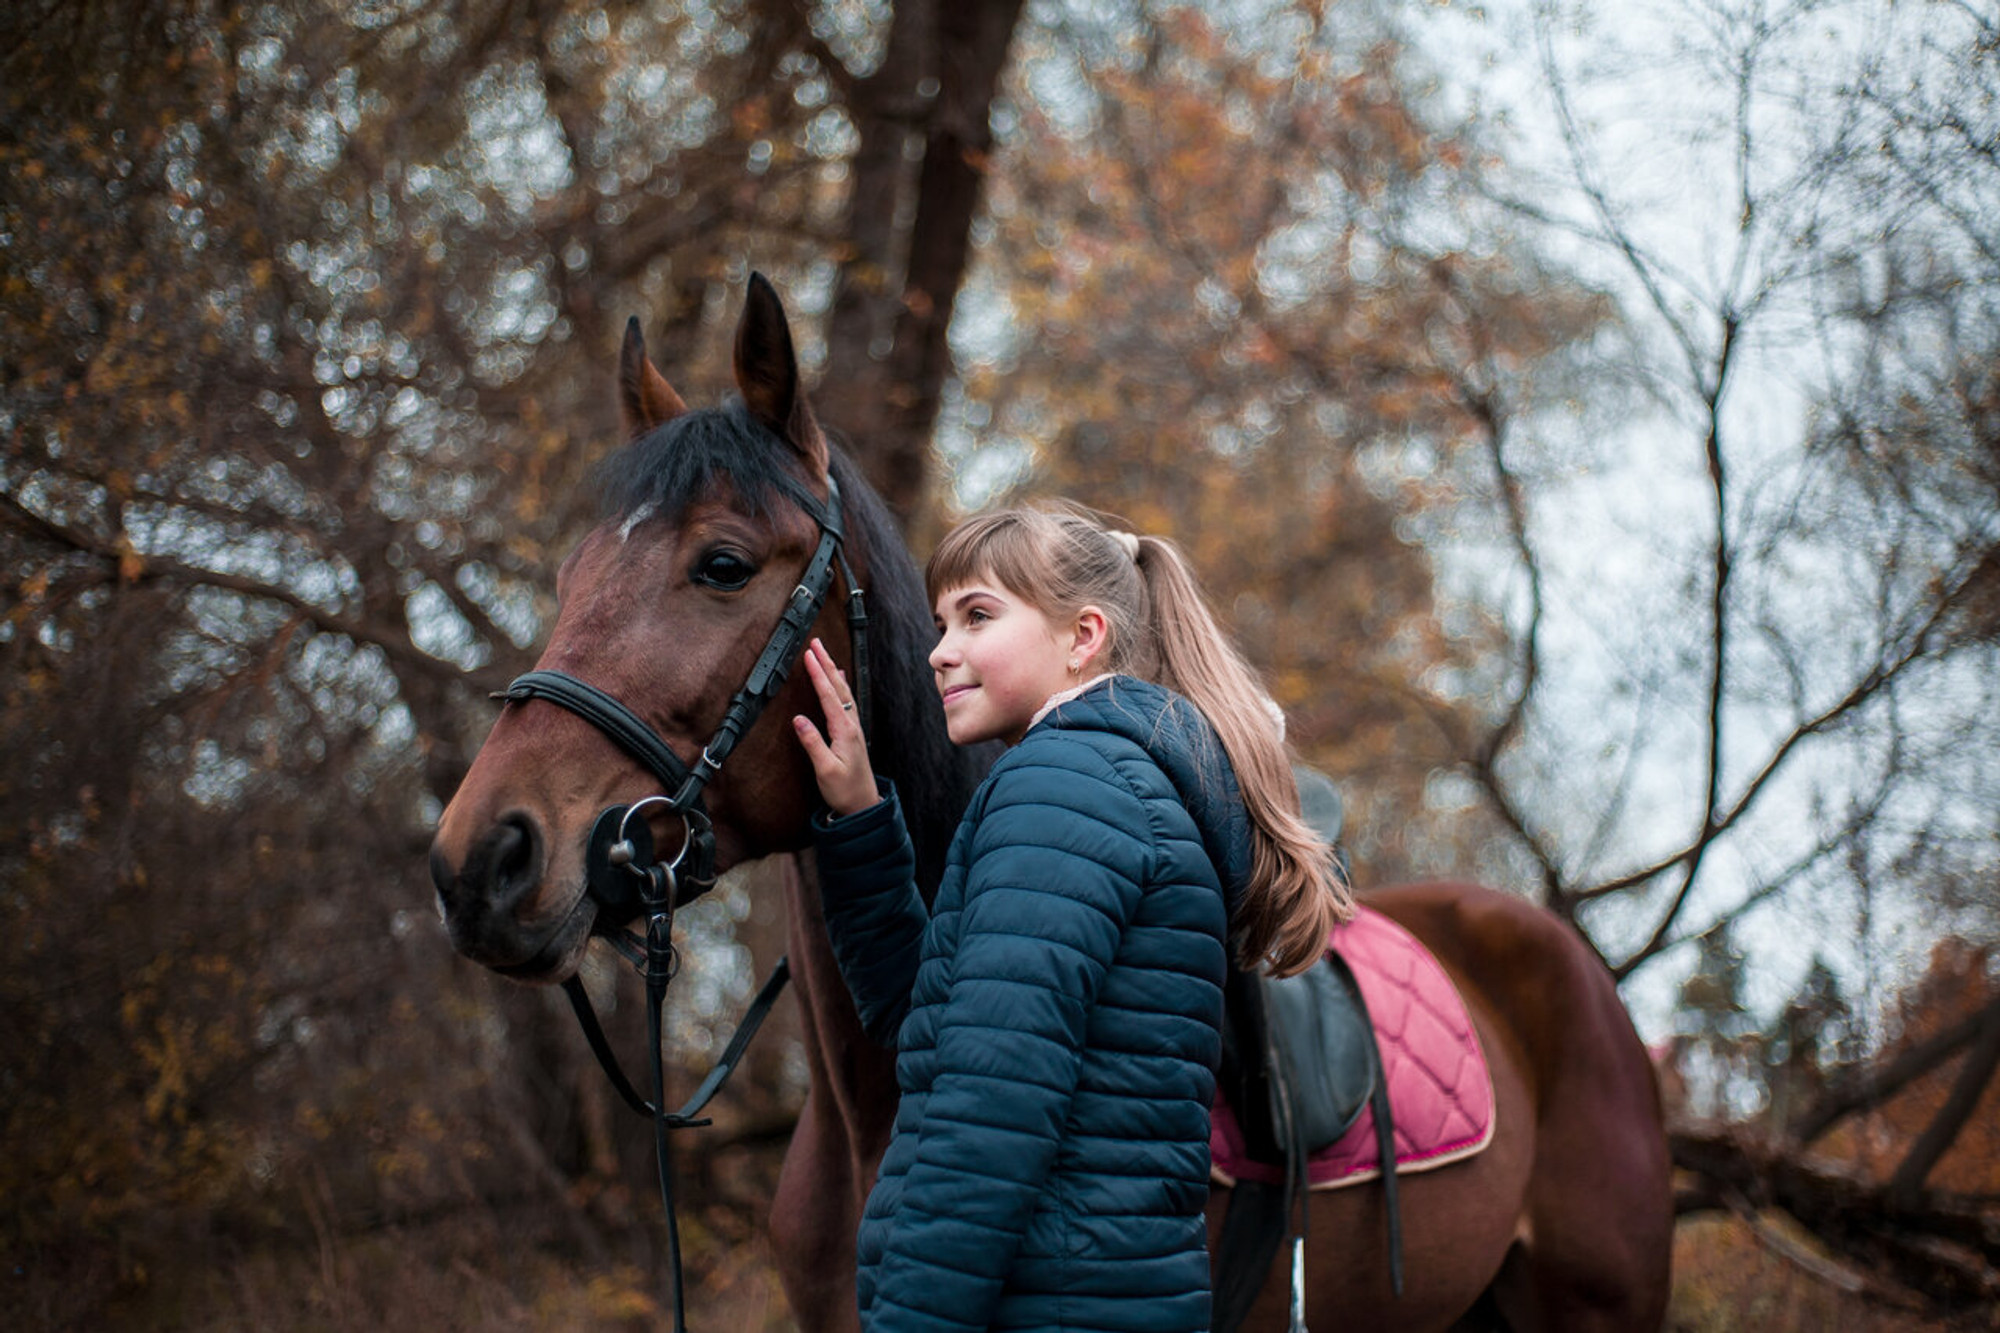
[1131,534,1352,976]
[927,505,1352,976]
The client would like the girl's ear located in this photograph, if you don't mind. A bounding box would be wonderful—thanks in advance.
[1070,605,1110,670]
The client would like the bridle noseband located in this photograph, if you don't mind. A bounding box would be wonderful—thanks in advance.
[488,470,868,1332]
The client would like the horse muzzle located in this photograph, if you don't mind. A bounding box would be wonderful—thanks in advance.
[429,811,595,979]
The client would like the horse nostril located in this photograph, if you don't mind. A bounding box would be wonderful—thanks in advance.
[489,813,538,895]
[439,811,544,914]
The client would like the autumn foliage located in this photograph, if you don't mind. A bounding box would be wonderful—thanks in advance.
[966,9,1611,887]
[3,0,1995,1327]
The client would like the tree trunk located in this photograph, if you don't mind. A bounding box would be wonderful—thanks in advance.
[817,0,1026,528]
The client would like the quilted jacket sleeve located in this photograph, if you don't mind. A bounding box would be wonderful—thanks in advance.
[812,783,930,1048]
[867,735,1155,1333]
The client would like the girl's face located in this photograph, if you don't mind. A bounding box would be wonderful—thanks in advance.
[929,579,1081,747]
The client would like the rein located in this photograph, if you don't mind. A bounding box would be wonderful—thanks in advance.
[491,471,868,1332]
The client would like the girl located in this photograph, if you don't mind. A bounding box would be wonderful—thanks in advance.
[791,505,1349,1333]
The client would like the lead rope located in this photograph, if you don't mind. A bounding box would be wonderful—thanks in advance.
[641,843,687,1330]
[639,853,687,1331]
[561,847,796,1333]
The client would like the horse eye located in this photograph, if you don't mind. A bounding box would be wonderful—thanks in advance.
[692,550,757,591]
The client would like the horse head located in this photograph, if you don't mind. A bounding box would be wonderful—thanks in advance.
[429,275,866,982]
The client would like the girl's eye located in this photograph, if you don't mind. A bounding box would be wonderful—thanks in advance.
[692,550,757,591]
[966,608,990,625]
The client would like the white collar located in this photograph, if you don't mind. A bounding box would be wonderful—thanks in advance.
[1028,674,1289,741]
[1030,672,1117,730]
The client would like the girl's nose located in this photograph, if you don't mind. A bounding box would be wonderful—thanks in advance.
[928,635,957,670]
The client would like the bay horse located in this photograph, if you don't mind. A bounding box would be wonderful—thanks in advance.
[429,276,1673,1331]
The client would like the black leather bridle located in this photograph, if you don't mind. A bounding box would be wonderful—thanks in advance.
[490,470,868,1332]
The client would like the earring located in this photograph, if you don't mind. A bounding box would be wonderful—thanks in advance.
[1067,659,1079,674]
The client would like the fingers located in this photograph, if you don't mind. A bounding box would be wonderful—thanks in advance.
[792,639,879,816]
[790,709,848,799]
[791,711,833,764]
[802,639,861,742]
[803,638,854,717]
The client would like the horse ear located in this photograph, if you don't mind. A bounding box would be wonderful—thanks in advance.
[619,316,688,439]
[733,272,829,478]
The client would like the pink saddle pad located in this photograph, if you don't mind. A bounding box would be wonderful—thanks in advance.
[1211,905,1496,1190]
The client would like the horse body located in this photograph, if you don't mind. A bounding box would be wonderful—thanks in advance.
[429,279,1672,1331]
[1233,882,1673,1331]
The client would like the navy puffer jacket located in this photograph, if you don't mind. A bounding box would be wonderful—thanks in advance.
[812,676,1250,1333]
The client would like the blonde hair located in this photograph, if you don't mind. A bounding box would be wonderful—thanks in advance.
[927,504,1352,976]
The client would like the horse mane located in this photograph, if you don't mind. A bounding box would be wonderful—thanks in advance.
[825,441,992,895]
[596,404,987,895]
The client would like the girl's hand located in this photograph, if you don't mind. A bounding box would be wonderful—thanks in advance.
[792,638,881,817]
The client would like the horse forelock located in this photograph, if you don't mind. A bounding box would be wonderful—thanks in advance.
[595,403,809,526]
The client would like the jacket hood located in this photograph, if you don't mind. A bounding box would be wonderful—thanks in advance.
[1033,675,1255,916]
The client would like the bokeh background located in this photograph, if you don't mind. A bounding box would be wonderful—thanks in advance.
[4,0,1996,1327]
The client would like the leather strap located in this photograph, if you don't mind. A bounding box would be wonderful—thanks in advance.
[560,956,793,1125]
[497,670,696,794]
[493,473,865,904]
[1323,949,1403,1298]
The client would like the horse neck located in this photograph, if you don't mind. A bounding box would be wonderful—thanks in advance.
[779,852,900,1154]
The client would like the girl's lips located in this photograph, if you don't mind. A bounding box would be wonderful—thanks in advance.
[939,683,976,706]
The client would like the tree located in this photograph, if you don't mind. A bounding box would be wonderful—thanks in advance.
[1442,0,2000,1309]
[10,0,1988,1320]
[957,0,1613,886]
[1672,940,2000,1311]
[1,0,1028,1322]
[815,0,1027,523]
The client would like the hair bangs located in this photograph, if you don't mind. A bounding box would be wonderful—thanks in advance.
[925,510,1064,617]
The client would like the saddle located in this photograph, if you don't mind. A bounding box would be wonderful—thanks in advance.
[1211,767,1400,1333]
[1212,950,1401,1333]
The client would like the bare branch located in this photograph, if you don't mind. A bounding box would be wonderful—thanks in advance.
[1434,258,1568,907]
[1722,1186,1871,1297]
[1887,1000,2000,1208]
[1636,781,1893,971]
[1608,314,1741,977]
[1671,1125,2000,1307]
[0,490,506,696]
[1534,2,1709,389]
[1796,994,2000,1146]
[1586,549,1980,915]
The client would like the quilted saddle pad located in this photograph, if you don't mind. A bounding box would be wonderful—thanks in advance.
[1210,905,1496,1190]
